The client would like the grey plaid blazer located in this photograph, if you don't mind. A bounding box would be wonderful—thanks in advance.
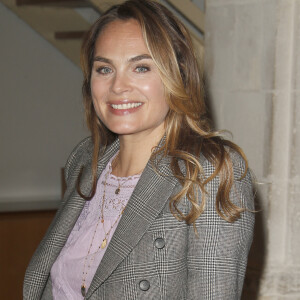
[24,137,254,300]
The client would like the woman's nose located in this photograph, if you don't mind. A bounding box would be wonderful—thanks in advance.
[110,71,131,94]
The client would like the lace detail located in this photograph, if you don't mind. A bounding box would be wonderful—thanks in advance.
[96,151,142,217]
[101,181,139,189]
[109,173,142,180]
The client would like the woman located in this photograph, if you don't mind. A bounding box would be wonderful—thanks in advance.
[24,0,254,299]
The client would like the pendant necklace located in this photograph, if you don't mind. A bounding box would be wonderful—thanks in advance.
[112,152,143,195]
[80,169,126,297]
[80,152,143,297]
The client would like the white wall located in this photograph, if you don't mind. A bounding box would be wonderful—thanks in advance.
[0,2,88,209]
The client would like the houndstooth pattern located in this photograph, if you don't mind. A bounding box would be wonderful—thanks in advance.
[24,137,255,300]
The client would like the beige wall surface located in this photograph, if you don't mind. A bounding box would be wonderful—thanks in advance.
[0,2,88,208]
[205,0,300,299]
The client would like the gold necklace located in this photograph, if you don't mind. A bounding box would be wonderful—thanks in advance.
[112,153,130,195]
[112,152,144,194]
[81,169,126,297]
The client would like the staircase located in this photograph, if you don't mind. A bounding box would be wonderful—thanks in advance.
[0,0,205,66]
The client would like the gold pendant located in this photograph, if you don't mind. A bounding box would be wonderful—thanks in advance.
[115,187,120,194]
[81,284,86,297]
[101,238,107,249]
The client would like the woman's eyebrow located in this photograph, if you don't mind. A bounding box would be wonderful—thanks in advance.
[93,54,152,64]
[128,54,152,62]
[93,56,111,63]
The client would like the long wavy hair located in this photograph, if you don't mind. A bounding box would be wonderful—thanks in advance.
[79,0,248,224]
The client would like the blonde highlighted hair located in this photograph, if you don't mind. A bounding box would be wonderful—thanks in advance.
[78,0,248,224]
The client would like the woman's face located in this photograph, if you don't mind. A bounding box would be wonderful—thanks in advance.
[91,19,169,139]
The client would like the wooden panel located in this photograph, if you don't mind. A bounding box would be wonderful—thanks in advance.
[16,0,89,7]
[1,0,92,65]
[167,0,205,33]
[0,210,56,300]
[88,0,124,13]
[55,30,86,39]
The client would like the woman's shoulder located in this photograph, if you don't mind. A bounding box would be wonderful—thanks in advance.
[64,136,93,182]
[68,136,93,157]
[199,146,249,180]
[198,145,254,211]
[227,146,249,178]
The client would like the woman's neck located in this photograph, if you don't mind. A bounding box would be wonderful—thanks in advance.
[111,129,165,177]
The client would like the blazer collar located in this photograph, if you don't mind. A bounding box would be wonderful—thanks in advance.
[86,143,179,298]
[78,138,120,196]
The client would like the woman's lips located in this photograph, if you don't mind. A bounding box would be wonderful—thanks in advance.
[108,102,143,115]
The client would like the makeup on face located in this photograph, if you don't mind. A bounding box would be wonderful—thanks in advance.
[90,19,169,137]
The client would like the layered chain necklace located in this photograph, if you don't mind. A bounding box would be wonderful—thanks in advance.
[113,153,141,195]
[80,153,139,297]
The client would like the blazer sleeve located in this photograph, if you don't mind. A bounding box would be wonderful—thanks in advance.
[186,151,255,300]
[23,137,92,300]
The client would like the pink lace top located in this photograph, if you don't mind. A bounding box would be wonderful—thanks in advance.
[51,154,141,299]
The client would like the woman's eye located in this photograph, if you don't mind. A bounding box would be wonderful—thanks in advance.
[96,67,112,74]
[135,66,150,73]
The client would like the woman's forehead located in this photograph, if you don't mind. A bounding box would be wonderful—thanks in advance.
[97,19,143,46]
[94,19,150,59]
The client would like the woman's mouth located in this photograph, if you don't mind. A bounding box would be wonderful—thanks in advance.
[111,102,142,110]
[108,102,143,115]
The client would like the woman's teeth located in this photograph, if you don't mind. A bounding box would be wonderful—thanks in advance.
[111,103,142,110]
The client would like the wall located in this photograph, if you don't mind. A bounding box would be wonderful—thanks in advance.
[205,0,300,299]
[0,2,88,209]
[0,210,56,299]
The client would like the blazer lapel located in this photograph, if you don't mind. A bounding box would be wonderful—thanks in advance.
[87,153,179,298]
[49,139,120,267]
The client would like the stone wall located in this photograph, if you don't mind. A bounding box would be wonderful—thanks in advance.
[205,0,300,299]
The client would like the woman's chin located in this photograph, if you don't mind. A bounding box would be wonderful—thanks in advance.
[108,126,140,136]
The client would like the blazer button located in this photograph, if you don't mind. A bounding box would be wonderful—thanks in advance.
[139,280,150,291]
[154,237,165,249]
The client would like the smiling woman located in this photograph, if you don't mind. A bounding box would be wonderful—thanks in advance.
[90,19,169,138]
[24,1,255,299]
